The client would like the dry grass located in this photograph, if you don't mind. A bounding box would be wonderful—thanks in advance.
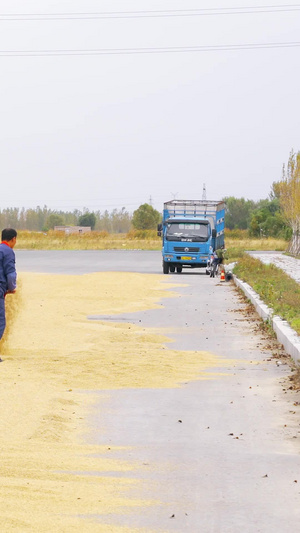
[16,230,161,251]
[16,230,288,253]
[226,237,287,251]
[225,237,288,263]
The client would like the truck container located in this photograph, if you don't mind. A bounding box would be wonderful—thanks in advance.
[157,199,225,274]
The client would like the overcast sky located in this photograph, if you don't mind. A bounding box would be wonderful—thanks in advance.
[0,0,299,214]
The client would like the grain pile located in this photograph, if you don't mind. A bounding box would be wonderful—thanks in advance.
[0,272,225,532]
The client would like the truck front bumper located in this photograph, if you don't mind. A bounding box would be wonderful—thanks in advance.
[163,254,208,268]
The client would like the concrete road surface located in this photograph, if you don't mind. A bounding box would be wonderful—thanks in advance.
[16,249,162,274]
[17,251,300,532]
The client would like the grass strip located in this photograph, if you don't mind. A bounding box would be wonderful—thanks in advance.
[233,255,300,335]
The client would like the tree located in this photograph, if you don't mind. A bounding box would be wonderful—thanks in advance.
[276,150,300,254]
[1,207,20,229]
[132,203,161,230]
[224,197,256,230]
[269,181,281,200]
[249,198,291,239]
[98,210,113,232]
[78,212,96,230]
[46,213,64,230]
[110,207,132,233]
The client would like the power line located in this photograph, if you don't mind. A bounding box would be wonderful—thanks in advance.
[1,5,300,20]
[1,42,300,56]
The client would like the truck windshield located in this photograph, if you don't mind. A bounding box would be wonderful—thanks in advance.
[166,222,209,242]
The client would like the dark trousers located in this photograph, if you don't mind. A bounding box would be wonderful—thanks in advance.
[0,297,6,340]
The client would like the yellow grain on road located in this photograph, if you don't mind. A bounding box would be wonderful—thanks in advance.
[0,271,227,532]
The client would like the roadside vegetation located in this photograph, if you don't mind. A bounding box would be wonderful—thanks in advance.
[224,230,287,262]
[234,255,300,335]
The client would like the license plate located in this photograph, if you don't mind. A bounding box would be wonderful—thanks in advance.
[181,256,192,260]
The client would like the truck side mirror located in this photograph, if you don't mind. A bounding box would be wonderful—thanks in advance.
[157,223,162,237]
[212,229,217,238]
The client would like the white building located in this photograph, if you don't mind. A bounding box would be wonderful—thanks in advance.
[54,226,91,234]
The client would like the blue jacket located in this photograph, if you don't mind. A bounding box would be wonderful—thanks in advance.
[0,243,17,297]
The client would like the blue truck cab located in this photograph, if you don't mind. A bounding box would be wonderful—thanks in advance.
[157,199,226,274]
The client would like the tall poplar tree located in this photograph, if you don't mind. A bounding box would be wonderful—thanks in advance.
[278,150,300,254]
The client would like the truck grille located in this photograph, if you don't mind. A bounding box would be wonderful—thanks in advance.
[174,246,199,252]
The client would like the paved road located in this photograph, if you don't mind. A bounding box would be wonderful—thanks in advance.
[17,249,163,274]
[17,251,300,532]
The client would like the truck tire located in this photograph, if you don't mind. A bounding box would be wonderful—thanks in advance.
[176,266,182,273]
[170,265,175,273]
[163,261,169,274]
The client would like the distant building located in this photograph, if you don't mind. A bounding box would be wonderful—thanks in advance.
[54,226,91,234]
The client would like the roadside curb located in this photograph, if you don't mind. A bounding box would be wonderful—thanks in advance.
[233,275,300,366]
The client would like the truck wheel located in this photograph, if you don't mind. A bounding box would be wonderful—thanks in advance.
[176,266,182,273]
[163,262,169,274]
[170,266,175,273]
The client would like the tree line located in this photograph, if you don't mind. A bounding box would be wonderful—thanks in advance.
[224,191,291,239]
[0,195,291,239]
[0,206,132,233]
[0,203,162,234]
[1,149,299,252]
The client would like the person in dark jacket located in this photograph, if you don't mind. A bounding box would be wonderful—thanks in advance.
[0,228,17,354]
[210,250,219,278]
